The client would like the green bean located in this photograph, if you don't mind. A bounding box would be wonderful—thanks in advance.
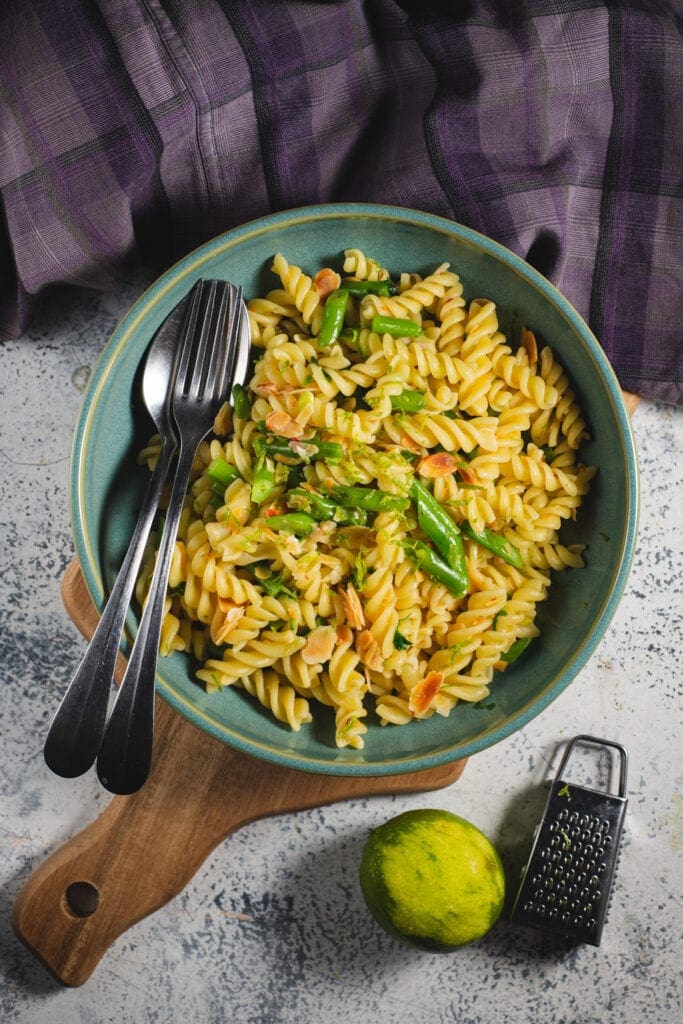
[206,457,240,488]
[331,485,410,513]
[390,389,426,413]
[339,328,359,346]
[254,436,345,465]
[410,479,468,590]
[342,279,397,297]
[265,512,317,537]
[402,539,468,598]
[501,637,532,663]
[317,289,349,347]
[461,521,523,569]
[287,487,368,526]
[338,328,369,357]
[371,314,422,338]
[232,383,251,420]
[251,453,275,504]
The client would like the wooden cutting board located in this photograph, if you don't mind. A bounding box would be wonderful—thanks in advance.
[12,561,467,987]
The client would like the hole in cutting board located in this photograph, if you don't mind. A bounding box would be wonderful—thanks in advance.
[65,881,100,917]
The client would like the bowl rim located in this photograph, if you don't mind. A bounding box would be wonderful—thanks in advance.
[70,202,639,775]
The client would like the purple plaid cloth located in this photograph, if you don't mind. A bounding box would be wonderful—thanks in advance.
[1,1,680,404]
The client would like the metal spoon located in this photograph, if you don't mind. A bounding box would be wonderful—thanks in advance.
[43,290,196,778]
[96,282,246,795]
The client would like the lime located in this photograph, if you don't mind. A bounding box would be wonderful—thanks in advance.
[359,808,505,951]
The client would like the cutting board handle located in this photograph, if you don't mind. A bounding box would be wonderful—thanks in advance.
[12,563,466,986]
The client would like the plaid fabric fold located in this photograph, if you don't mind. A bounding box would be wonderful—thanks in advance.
[0,0,680,403]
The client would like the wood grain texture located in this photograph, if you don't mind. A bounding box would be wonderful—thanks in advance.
[622,391,640,416]
[12,562,466,987]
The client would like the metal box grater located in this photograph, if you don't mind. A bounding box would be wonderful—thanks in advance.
[511,734,628,946]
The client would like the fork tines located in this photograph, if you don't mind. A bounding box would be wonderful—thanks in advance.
[178,280,244,402]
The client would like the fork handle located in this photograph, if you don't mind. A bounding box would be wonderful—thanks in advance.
[96,436,203,794]
[43,438,176,779]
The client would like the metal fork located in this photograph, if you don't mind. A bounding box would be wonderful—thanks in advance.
[96,279,246,795]
[43,290,194,779]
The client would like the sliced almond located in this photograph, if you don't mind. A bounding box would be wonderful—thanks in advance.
[301,625,338,665]
[342,582,366,630]
[213,602,246,644]
[417,452,458,478]
[313,267,342,299]
[265,410,305,439]
[337,624,353,645]
[398,432,423,452]
[357,630,383,672]
[408,671,444,716]
[458,465,479,485]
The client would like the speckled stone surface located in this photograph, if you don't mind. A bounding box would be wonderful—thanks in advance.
[1,282,681,1024]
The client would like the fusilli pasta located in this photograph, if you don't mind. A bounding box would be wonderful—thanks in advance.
[137,252,596,747]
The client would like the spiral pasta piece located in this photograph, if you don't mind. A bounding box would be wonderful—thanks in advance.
[272,253,324,334]
[342,248,389,281]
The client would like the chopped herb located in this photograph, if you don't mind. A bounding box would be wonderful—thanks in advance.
[493,608,508,629]
[557,784,572,800]
[448,642,464,666]
[261,572,298,600]
[390,389,426,413]
[393,630,412,651]
[351,550,368,591]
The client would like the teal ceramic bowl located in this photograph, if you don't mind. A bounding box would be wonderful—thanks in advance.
[71,204,638,776]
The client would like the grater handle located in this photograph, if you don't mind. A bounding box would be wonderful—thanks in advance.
[555,734,628,798]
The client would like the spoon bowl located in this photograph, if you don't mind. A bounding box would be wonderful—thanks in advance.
[43,296,189,778]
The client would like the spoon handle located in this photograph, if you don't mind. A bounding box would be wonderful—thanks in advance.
[43,438,176,778]
[96,437,201,794]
